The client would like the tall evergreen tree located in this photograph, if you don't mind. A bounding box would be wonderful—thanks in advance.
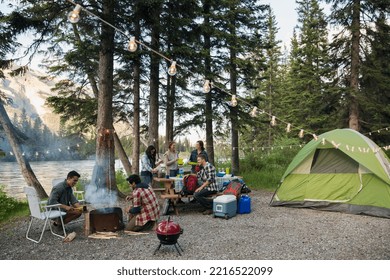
[284,0,337,136]
[360,12,390,145]
[211,0,268,174]
[323,0,390,130]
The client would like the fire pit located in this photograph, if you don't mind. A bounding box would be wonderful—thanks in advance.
[89,207,124,233]
[153,216,183,256]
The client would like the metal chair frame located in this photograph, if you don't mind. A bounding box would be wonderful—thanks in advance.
[24,186,67,243]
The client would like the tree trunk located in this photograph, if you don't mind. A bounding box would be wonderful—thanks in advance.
[0,103,47,198]
[132,7,141,174]
[229,12,239,175]
[113,131,132,175]
[94,0,119,196]
[203,1,215,166]
[148,3,161,149]
[349,0,360,130]
[230,63,239,175]
[166,73,175,145]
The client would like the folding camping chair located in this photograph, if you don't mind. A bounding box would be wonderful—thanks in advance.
[24,186,67,243]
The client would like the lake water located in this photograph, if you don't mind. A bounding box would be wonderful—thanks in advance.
[0,160,123,199]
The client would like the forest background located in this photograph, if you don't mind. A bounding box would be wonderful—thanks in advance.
[0,0,389,201]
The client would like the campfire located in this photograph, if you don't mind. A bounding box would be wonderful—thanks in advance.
[84,207,124,238]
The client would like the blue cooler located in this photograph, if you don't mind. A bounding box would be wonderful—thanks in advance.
[213,195,237,219]
[237,195,251,214]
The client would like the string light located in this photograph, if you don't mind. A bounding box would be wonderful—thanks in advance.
[168,61,177,76]
[203,80,211,93]
[270,116,276,126]
[286,123,291,133]
[68,4,81,23]
[231,95,238,107]
[65,1,319,141]
[64,1,390,148]
[250,107,257,117]
[312,134,318,141]
[127,36,137,52]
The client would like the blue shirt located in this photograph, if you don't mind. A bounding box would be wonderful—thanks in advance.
[189,149,208,173]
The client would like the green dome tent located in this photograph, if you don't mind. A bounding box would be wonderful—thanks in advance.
[270,129,390,218]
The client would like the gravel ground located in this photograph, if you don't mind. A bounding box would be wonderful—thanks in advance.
[1,189,390,260]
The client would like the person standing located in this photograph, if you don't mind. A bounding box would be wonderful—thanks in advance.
[48,170,82,225]
[125,174,160,232]
[193,154,218,215]
[164,141,179,177]
[140,145,162,186]
[189,140,208,173]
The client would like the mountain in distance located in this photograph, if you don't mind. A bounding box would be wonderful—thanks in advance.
[1,66,61,132]
[0,66,132,140]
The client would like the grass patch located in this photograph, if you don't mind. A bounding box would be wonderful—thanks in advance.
[0,185,29,225]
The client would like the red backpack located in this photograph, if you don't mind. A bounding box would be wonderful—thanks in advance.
[223,179,243,198]
[182,174,198,195]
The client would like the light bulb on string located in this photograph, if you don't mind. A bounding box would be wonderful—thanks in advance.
[68,4,82,23]
[299,129,304,138]
[168,61,177,76]
[203,80,211,93]
[270,116,276,126]
[231,95,238,107]
[250,107,257,117]
[127,36,137,52]
[286,123,291,133]
[313,134,318,141]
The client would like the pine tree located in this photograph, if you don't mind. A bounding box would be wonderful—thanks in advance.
[283,0,337,137]
[323,0,390,130]
[247,6,283,148]
[360,12,390,145]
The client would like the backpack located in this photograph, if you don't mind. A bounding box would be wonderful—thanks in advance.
[181,174,198,195]
[222,179,244,198]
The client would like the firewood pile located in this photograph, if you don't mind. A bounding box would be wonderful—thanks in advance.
[88,231,120,239]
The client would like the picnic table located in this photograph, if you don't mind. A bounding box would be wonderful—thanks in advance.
[153,175,242,215]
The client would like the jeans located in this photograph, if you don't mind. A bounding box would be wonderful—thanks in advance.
[170,169,178,177]
[141,175,153,186]
[193,188,217,210]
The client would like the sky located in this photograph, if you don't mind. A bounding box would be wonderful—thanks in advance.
[271,0,300,45]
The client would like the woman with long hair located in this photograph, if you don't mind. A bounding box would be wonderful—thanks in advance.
[188,140,209,173]
[140,145,162,185]
[164,141,179,177]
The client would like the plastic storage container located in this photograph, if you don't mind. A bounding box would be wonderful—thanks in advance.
[213,195,237,219]
[237,195,251,214]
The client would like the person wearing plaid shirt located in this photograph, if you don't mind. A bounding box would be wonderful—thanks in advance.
[125,174,160,232]
[194,154,218,215]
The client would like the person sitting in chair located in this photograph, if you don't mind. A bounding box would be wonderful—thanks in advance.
[194,154,218,215]
[125,174,160,232]
[48,170,82,225]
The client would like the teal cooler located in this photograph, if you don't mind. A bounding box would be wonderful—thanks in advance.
[213,195,237,219]
[237,195,251,214]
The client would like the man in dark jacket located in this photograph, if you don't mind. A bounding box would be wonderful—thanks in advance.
[48,170,82,225]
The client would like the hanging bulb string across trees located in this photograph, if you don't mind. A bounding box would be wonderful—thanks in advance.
[64,0,389,149]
